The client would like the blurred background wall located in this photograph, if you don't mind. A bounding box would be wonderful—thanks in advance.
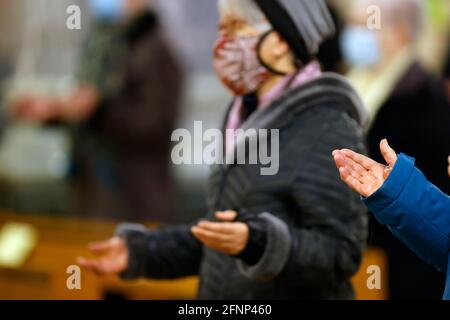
[0,0,230,222]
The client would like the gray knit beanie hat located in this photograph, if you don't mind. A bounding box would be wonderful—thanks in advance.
[254,0,336,63]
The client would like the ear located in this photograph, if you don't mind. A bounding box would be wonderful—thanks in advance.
[272,32,290,57]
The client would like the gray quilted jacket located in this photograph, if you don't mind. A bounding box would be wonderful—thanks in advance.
[116,73,369,299]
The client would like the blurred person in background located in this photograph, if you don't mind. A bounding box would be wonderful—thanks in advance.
[444,42,450,100]
[341,0,450,299]
[78,0,369,299]
[11,0,183,222]
[0,55,12,132]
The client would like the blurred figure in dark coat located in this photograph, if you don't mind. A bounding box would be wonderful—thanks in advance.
[342,0,450,299]
[444,41,450,100]
[77,0,368,300]
[11,0,183,222]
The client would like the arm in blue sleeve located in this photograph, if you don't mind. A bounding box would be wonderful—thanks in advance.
[364,154,450,273]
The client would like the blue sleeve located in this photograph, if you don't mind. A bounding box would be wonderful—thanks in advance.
[363,154,450,273]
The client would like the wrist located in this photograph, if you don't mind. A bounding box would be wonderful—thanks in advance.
[235,210,268,266]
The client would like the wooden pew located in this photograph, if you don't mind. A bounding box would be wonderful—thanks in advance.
[0,212,387,300]
[0,212,198,300]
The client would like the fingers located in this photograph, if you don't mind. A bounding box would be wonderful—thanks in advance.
[215,210,237,222]
[191,226,229,252]
[334,151,357,179]
[77,256,90,268]
[88,237,119,254]
[333,152,359,180]
[333,151,377,183]
[338,166,369,197]
[380,139,397,167]
[342,154,367,178]
[340,148,379,170]
[77,257,95,269]
[78,237,127,276]
[334,151,372,197]
[77,257,103,274]
[447,156,450,178]
[191,226,232,243]
[77,256,118,275]
[332,150,346,169]
[337,164,351,182]
[191,221,248,255]
[197,220,235,234]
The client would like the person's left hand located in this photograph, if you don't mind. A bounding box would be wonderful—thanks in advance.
[447,156,450,178]
[191,210,249,256]
[333,139,397,197]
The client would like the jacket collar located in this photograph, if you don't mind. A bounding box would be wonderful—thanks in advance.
[221,73,368,169]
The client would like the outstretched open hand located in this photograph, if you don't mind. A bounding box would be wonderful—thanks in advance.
[191,211,249,256]
[77,237,129,276]
[447,156,450,178]
[332,139,397,198]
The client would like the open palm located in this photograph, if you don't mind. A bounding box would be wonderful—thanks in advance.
[447,156,450,178]
[332,139,397,198]
[77,237,129,276]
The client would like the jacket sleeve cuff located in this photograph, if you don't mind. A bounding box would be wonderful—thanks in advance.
[237,212,291,281]
[363,153,416,217]
[115,223,149,280]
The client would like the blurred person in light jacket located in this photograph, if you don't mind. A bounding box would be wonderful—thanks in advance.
[11,0,183,222]
[77,0,369,300]
[333,140,450,299]
[341,0,450,299]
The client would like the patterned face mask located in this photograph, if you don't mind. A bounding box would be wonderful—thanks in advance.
[213,35,270,96]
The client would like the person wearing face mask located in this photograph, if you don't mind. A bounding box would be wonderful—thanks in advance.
[77,0,369,300]
[341,0,450,299]
[11,0,183,222]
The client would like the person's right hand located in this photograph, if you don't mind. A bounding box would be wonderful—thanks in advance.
[332,139,398,198]
[77,237,129,276]
[10,95,58,123]
[11,96,56,123]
